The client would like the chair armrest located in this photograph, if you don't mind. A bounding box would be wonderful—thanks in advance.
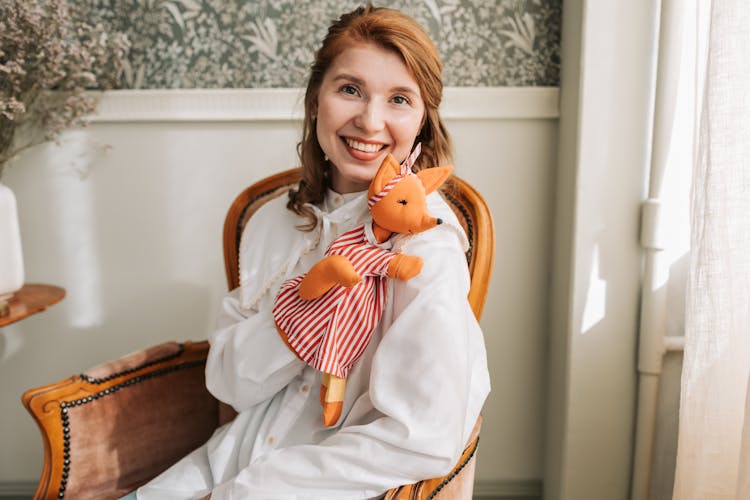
[384,416,482,500]
[22,341,221,500]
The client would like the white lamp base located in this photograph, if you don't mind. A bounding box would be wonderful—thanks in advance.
[0,181,25,297]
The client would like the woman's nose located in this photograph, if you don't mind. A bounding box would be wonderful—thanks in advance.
[354,100,385,133]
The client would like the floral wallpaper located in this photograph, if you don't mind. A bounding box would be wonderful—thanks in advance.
[72,0,561,89]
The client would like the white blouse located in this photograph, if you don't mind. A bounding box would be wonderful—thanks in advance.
[136,190,490,500]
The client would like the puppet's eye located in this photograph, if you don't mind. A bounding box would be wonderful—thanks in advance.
[398,199,408,205]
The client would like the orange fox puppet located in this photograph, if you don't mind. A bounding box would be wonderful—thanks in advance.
[272,150,453,426]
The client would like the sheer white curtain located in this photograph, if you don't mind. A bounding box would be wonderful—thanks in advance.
[673,0,750,498]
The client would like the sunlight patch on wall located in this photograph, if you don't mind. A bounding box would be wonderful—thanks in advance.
[47,131,103,328]
[582,244,607,333]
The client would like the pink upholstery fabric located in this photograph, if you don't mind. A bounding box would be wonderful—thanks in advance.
[64,354,218,499]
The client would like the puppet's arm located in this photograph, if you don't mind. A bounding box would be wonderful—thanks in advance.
[386,253,423,281]
[298,255,361,300]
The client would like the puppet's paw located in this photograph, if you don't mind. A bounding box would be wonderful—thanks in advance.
[333,259,361,288]
[387,253,424,281]
[298,278,327,300]
[339,271,362,288]
[299,255,360,300]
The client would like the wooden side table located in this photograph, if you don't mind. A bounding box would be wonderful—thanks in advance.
[0,284,66,327]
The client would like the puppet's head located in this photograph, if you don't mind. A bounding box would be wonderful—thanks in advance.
[367,154,453,243]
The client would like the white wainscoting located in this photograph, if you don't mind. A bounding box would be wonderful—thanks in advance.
[0,87,557,496]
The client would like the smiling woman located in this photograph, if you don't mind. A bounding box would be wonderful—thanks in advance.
[289,4,453,231]
[127,5,489,499]
[315,43,426,193]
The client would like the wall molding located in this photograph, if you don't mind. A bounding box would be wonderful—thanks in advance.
[0,479,542,499]
[90,87,560,123]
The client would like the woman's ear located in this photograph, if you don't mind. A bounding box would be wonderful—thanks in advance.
[310,98,318,121]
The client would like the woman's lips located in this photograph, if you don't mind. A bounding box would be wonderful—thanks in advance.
[341,136,387,161]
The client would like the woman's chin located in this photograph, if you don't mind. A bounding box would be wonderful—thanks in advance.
[330,170,373,193]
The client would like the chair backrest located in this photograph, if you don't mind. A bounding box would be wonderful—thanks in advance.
[223,168,495,319]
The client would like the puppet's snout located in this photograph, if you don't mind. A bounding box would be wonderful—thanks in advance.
[417,214,442,232]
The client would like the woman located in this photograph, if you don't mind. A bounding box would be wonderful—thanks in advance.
[131,5,489,499]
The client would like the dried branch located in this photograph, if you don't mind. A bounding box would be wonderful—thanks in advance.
[0,0,129,178]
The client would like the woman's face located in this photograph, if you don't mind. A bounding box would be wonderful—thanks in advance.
[315,43,426,193]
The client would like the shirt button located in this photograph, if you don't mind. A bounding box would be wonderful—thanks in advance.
[268,436,276,445]
[301,384,310,393]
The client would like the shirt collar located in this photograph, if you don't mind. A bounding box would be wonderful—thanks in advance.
[322,189,366,214]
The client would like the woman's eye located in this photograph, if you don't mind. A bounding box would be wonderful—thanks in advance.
[392,95,410,105]
[340,84,359,96]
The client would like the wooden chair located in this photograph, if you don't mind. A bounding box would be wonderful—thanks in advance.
[22,168,494,500]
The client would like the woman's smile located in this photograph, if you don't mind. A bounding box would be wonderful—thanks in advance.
[341,136,388,160]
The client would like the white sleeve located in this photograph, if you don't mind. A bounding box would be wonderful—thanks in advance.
[205,289,306,411]
[209,225,488,499]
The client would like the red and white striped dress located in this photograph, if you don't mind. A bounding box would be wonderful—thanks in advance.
[273,224,395,379]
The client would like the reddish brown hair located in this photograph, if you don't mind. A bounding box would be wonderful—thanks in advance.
[288,4,453,229]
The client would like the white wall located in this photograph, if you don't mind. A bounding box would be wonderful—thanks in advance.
[0,88,558,496]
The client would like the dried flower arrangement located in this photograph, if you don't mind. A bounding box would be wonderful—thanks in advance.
[0,0,130,178]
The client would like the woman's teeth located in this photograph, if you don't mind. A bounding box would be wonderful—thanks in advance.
[345,138,383,153]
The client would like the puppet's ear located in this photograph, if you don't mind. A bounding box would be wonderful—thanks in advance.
[416,166,453,195]
[369,155,402,196]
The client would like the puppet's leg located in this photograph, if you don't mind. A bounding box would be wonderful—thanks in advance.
[320,373,347,426]
[387,253,424,281]
[298,255,361,300]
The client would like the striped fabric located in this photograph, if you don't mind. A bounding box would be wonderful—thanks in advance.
[273,225,396,378]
